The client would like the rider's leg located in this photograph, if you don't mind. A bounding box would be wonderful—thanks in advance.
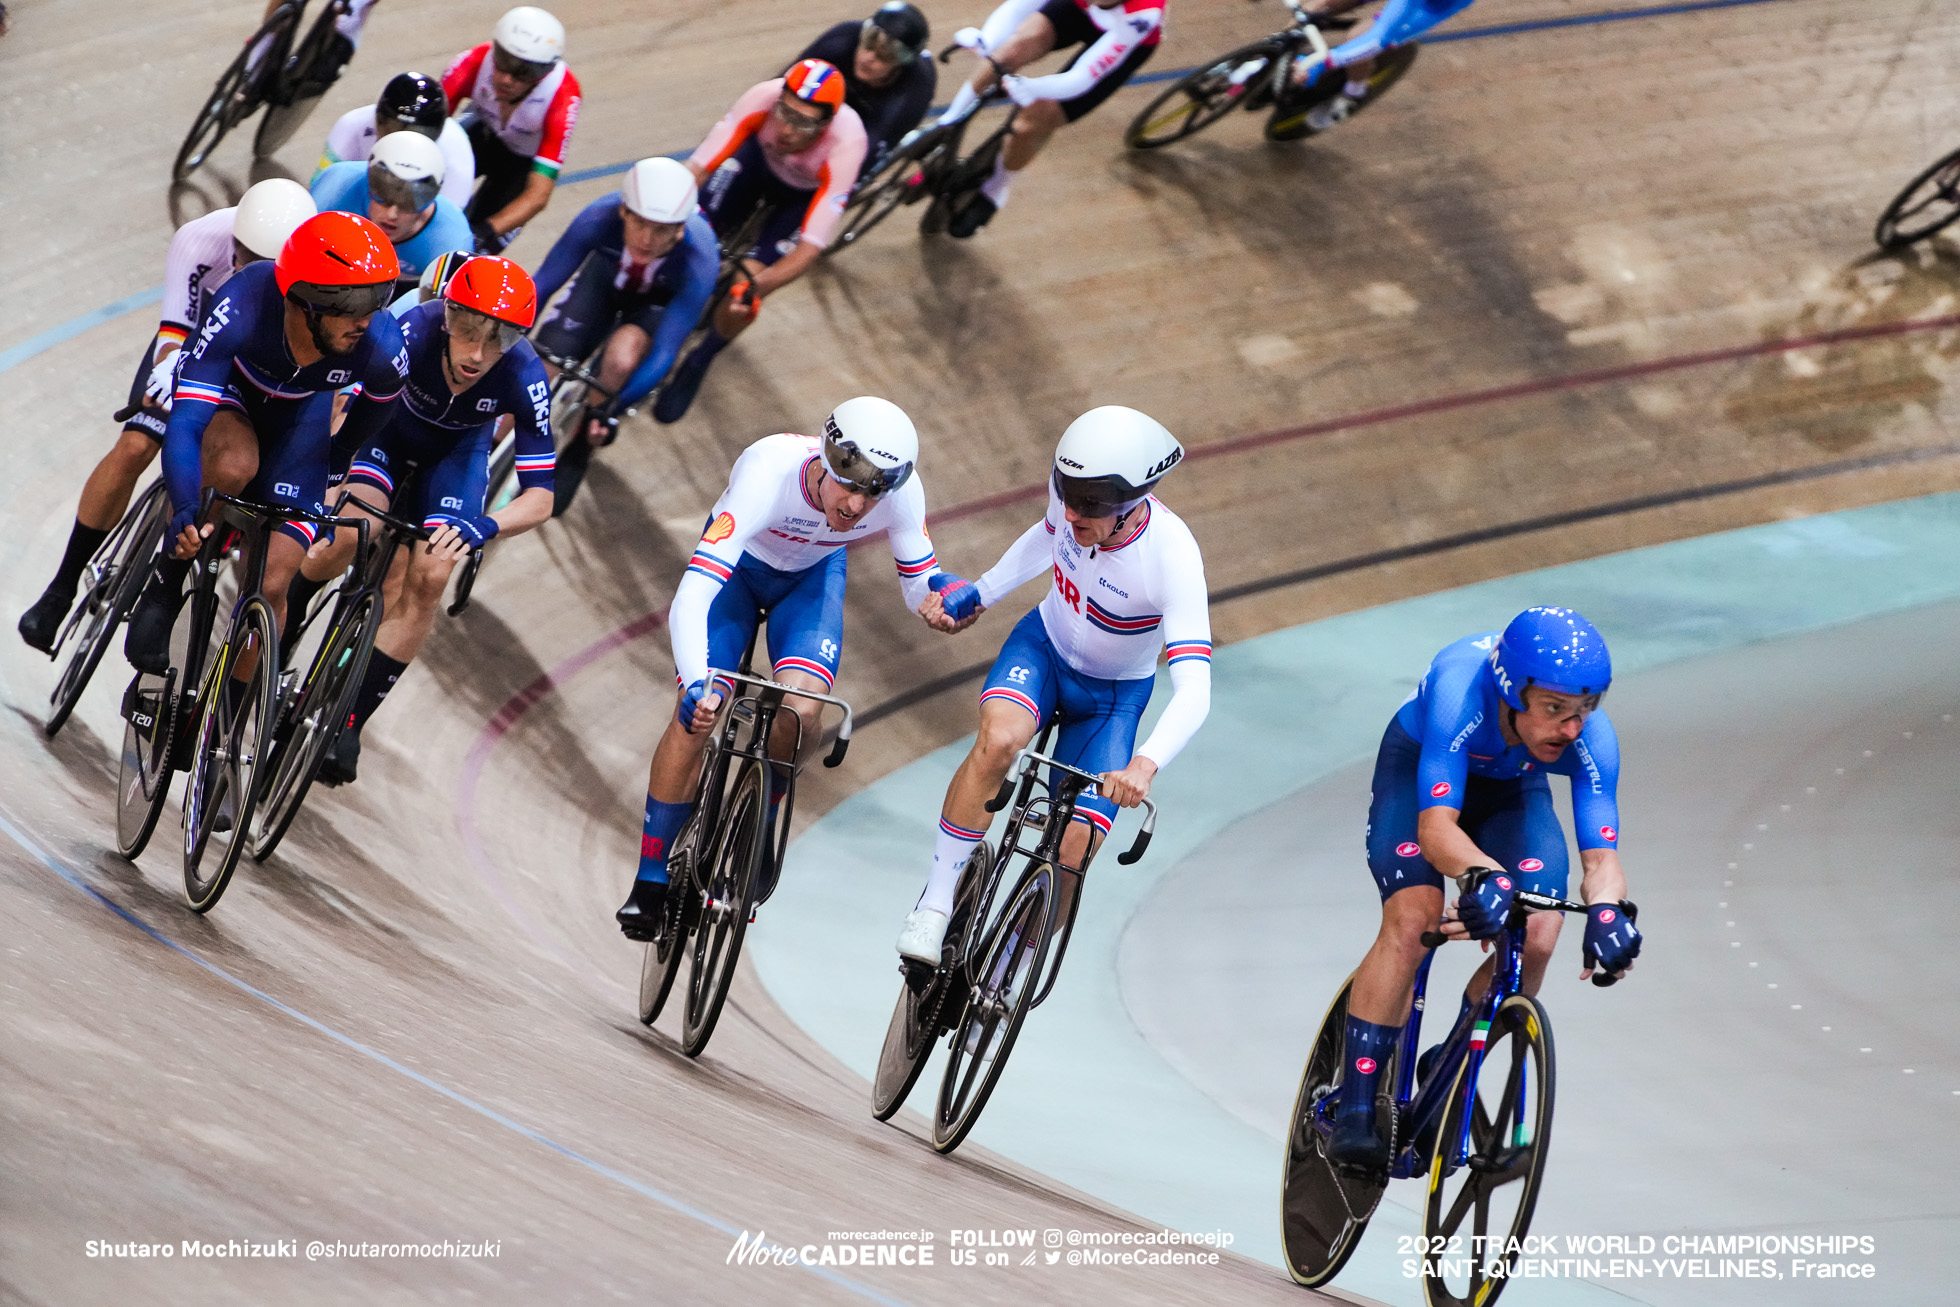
[921,696,1044,918]
[125,409,259,671]
[20,426,164,650]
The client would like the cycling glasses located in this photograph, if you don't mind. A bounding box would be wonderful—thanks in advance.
[1051,468,1145,518]
[492,43,555,83]
[367,160,440,213]
[822,430,913,498]
[443,301,524,352]
[859,20,919,65]
[287,279,396,318]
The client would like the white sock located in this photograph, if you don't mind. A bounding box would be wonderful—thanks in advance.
[979,154,1015,208]
[942,82,980,124]
[919,817,985,916]
[1342,78,1370,99]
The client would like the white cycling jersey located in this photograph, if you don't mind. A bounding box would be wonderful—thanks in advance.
[315,107,478,209]
[159,208,243,342]
[975,485,1212,766]
[669,433,941,687]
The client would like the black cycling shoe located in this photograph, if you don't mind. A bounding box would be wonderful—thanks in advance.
[1328,1108,1390,1174]
[652,343,715,425]
[123,584,177,674]
[616,878,669,942]
[18,587,71,654]
[315,729,361,788]
[947,193,997,239]
[551,434,594,517]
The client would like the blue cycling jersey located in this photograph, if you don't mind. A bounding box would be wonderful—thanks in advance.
[1329,0,1476,66]
[166,261,408,523]
[310,162,476,283]
[529,194,720,409]
[1393,632,1623,852]
[383,300,556,491]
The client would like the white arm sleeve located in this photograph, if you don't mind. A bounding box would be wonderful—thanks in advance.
[975,518,1056,608]
[884,478,942,612]
[438,121,477,209]
[1136,657,1211,769]
[1134,523,1212,767]
[979,0,1048,54]
[668,570,722,689]
[1014,8,1161,102]
[668,443,778,686]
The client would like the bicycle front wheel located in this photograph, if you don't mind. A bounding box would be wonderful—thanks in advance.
[250,591,379,862]
[679,763,766,1057]
[1422,993,1556,1307]
[1875,146,1960,250]
[1281,975,1388,1288]
[115,670,178,861]
[173,6,297,181]
[1127,39,1288,149]
[183,597,280,912]
[47,482,169,737]
[638,810,701,1026]
[1266,43,1418,143]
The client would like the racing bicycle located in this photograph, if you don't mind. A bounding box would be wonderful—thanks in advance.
[1875,143,1960,251]
[1280,873,1635,1306]
[871,729,1157,1154]
[1125,3,1415,149]
[173,0,358,182]
[40,479,170,738]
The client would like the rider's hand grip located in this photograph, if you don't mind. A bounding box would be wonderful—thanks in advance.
[984,777,1015,813]
[1116,829,1152,866]
[1420,930,1448,949]
[446,548,482,617]
[823,734,851,768]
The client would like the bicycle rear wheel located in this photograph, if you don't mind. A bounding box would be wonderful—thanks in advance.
[873,841,991,1121]
[183,597,280,912]
[253,5,348,156]
[1422,994,1554,1307]
[1281,976,1388,1288]
[679,763,766,1057]
[249,590,379,862]
[1875,146,1960,250]
[931,863,1055,1154]
[1127,39,1288,149]
[173,6,297,181]
[638,810,702,1026]
[47,482,169,738]
[1266,43,1418,143]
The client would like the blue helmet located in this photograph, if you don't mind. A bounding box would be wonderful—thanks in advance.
[1488,607,1611,711]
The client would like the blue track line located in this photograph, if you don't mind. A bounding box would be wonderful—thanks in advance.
[0,286,162,375]
[0,807,906,1307]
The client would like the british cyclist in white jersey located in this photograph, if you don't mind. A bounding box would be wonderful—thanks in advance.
[896,406,1211,962]
[616,398,978,937]
[17,179,317,652]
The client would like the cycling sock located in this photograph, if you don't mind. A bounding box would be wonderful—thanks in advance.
[48,521,111,598]
[348,651,408,733]
[689,330,729,367]
[1339,1015,1402,1119]
[282,572,326,649]
[979,154,1014,208]
[638,796,691,884]
[1342,78,1371,99]
[148,553,193,605]
[919,816,986,916]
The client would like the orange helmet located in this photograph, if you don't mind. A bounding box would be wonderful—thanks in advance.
[783,58,845,111]
[275,212,400,316]
[443,255,536,349]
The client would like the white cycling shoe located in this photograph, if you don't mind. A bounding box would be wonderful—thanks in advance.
[895,908,950,964]
[1306,91,1362,133]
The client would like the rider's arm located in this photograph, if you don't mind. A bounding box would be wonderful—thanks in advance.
[314,106,367,183]
[333,318,410,455]
[482,74,578,237]
[785,110,866,254]
[505,345,556,492]
[976,0,1047,54]
[160,317,240,524]
[884,477,942,611]
[1563,713,1626,899]
[687,81,777,180]
[528,194,613,307]
[973,515,1057,607]
[667,443,779,687]
[440,44,489,113]
[1008,7,1160,103]
[1134,530,1212,768]
[1412,661,1500,878]
[611,216,720,410]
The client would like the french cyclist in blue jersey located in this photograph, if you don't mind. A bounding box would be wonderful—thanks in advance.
[1278,0,1474,133]
[527,158,719,513]
[124,213,409,675]
[311,130,475,288]
[293,256,556,786]
[1328,607,1644,1172]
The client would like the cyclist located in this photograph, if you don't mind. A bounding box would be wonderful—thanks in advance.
[315,71,477,210]
[657,59,867,425]
[1275,0,1473,134]
[528,158,719,513]
[1326,607,1642,1172]
[934,0,1164,237]
[893,406,1211,964]
[244,0,380,82]
[16,179,317,652]
[615,398,968,938]
[793,2,936,177]
[297,256,555,785]
[122,213,409,674]
[441,6,580,254]
[311,130,474,287]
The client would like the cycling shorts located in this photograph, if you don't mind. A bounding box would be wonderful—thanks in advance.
[693,549,849,693]
[979,607,1154,835]
[463,119,532,252]
[123,334,169,442]
[1364,717,1570,901]
[700,136,810,268]
[213,385,335,548]
[532,249,676,364]
[1040,0,1159,123]
[343,414,493,530]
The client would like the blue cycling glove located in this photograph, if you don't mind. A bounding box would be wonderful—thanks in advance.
[677,677,716,731]
[443,514,500,549]
[1583,901,1641,982]
[1455,868,1516,939]
[170,502,199,540]
[928,572,981,623]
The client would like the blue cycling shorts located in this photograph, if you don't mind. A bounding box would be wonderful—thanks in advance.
[344,414,493,529]
[979,608,1155,835]
[1364,717,1570,901]
[695,550,848,691]
[217,385,334,549]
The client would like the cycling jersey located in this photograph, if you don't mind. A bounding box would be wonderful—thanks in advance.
[1328,0,1474,67]
[441,44,582,180]
[794,23,937,174]
[973,485,1211,767]
[159,208,245,341]
[315,106,478,209]
[1393,632,1622,850]
[668,433,938,688]
[309,163,476,284]
[688,80,867,249]
[977,0,1163,104]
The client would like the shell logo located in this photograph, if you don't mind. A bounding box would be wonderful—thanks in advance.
[1430,781,1452,798]
[703,512,736,544]
[1395,841,1421,858]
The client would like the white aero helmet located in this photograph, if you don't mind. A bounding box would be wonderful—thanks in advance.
[1051,405,1184,515]
[368,130,445,211]
[232,178,317,260]
[493,6,566,66]
[621,157,698,224]
[822,396,917,496]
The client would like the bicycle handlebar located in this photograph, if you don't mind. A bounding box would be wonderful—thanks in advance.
[201,488,373,558]
[1420,880,1639,986]
[703,666,856,767]
[992,746,1160,866]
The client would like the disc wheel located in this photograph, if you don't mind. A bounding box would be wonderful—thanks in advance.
[638,811,702,1026]
[1266,42,1418,143]
[172,7,297,182]
[931,864,1055,1154]
[1875,146,1960,250]
[182,598,280,913]
[1281,976,1389,1287]
[679,764,766,1057]
[873,842,991,1120]
[47,482,169,738]
[1422,994,1555,1307]
[1126,39,1287,149]
[114,670,177,861]
[249,592,379,862]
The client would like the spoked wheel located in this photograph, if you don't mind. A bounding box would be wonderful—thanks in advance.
[249,592,378,862]
[1126,39,1288,149]
[1281,977,1389,1288]
[833,136,948,252]
[1422,994,1555,1307]
[47,483,169,738]
[182,598,280,913]
[172,7,297,182]
[638,811,702,1026]
[1875,146,1960,250]
[115,670,178,861]
[873,842,990,1121]
[679,764,766,1057]
[931,863,1055,1154]
[1266,43,1418,143]
[254,1,349,154]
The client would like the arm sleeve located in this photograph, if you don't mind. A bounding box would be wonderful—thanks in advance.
[796,113,866,248]
[438,122,476,208]
[316,107,363,181]
[159,220,213,332]
[1414,664,1480,812]
[669,446,777,686]
[333,323,410,454]
[532,72,580,177]
[1014,9,1160,103]
[1136,658,1211,770]
[978,0,1047,52]
[161,297,249,519]
[885,479,941,611]
[689,82,778,175]
[613,218,719,409]
[441,45,486,111]
[508,349,556,491]
[974,515,1057,607]
[1568,714,1623,851]
[529,196,610,307]
[1135,531,1213,768]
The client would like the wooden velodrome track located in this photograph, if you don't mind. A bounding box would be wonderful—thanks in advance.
[2,0,1957,1301]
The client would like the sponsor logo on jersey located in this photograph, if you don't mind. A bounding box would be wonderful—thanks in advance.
[1449,714,1483,753]
[1354,1057,1377,1075]
[477,397,498,412]
[1600,824,1617,842]
[1518,858,1543,872]
[440,496,463,510]
[1097,576,1130,598]
[1395,841,1421,858]
[1051,564,1081,612]
[1431,781,1452,798]
[326,369,352,385]
[273,482,300,497]
[1596,907,1616,923]
[704,512,736,544]
[1494,876,1512,890]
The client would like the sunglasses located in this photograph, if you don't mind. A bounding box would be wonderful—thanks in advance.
[773,98,831,132]
[444,302,523,352]
[859,23,917,65]
[491,44,554,83]
[1051,468,1140,518]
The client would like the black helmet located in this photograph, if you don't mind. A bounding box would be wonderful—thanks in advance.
[864,2,929,60]
[377,71,447,139]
